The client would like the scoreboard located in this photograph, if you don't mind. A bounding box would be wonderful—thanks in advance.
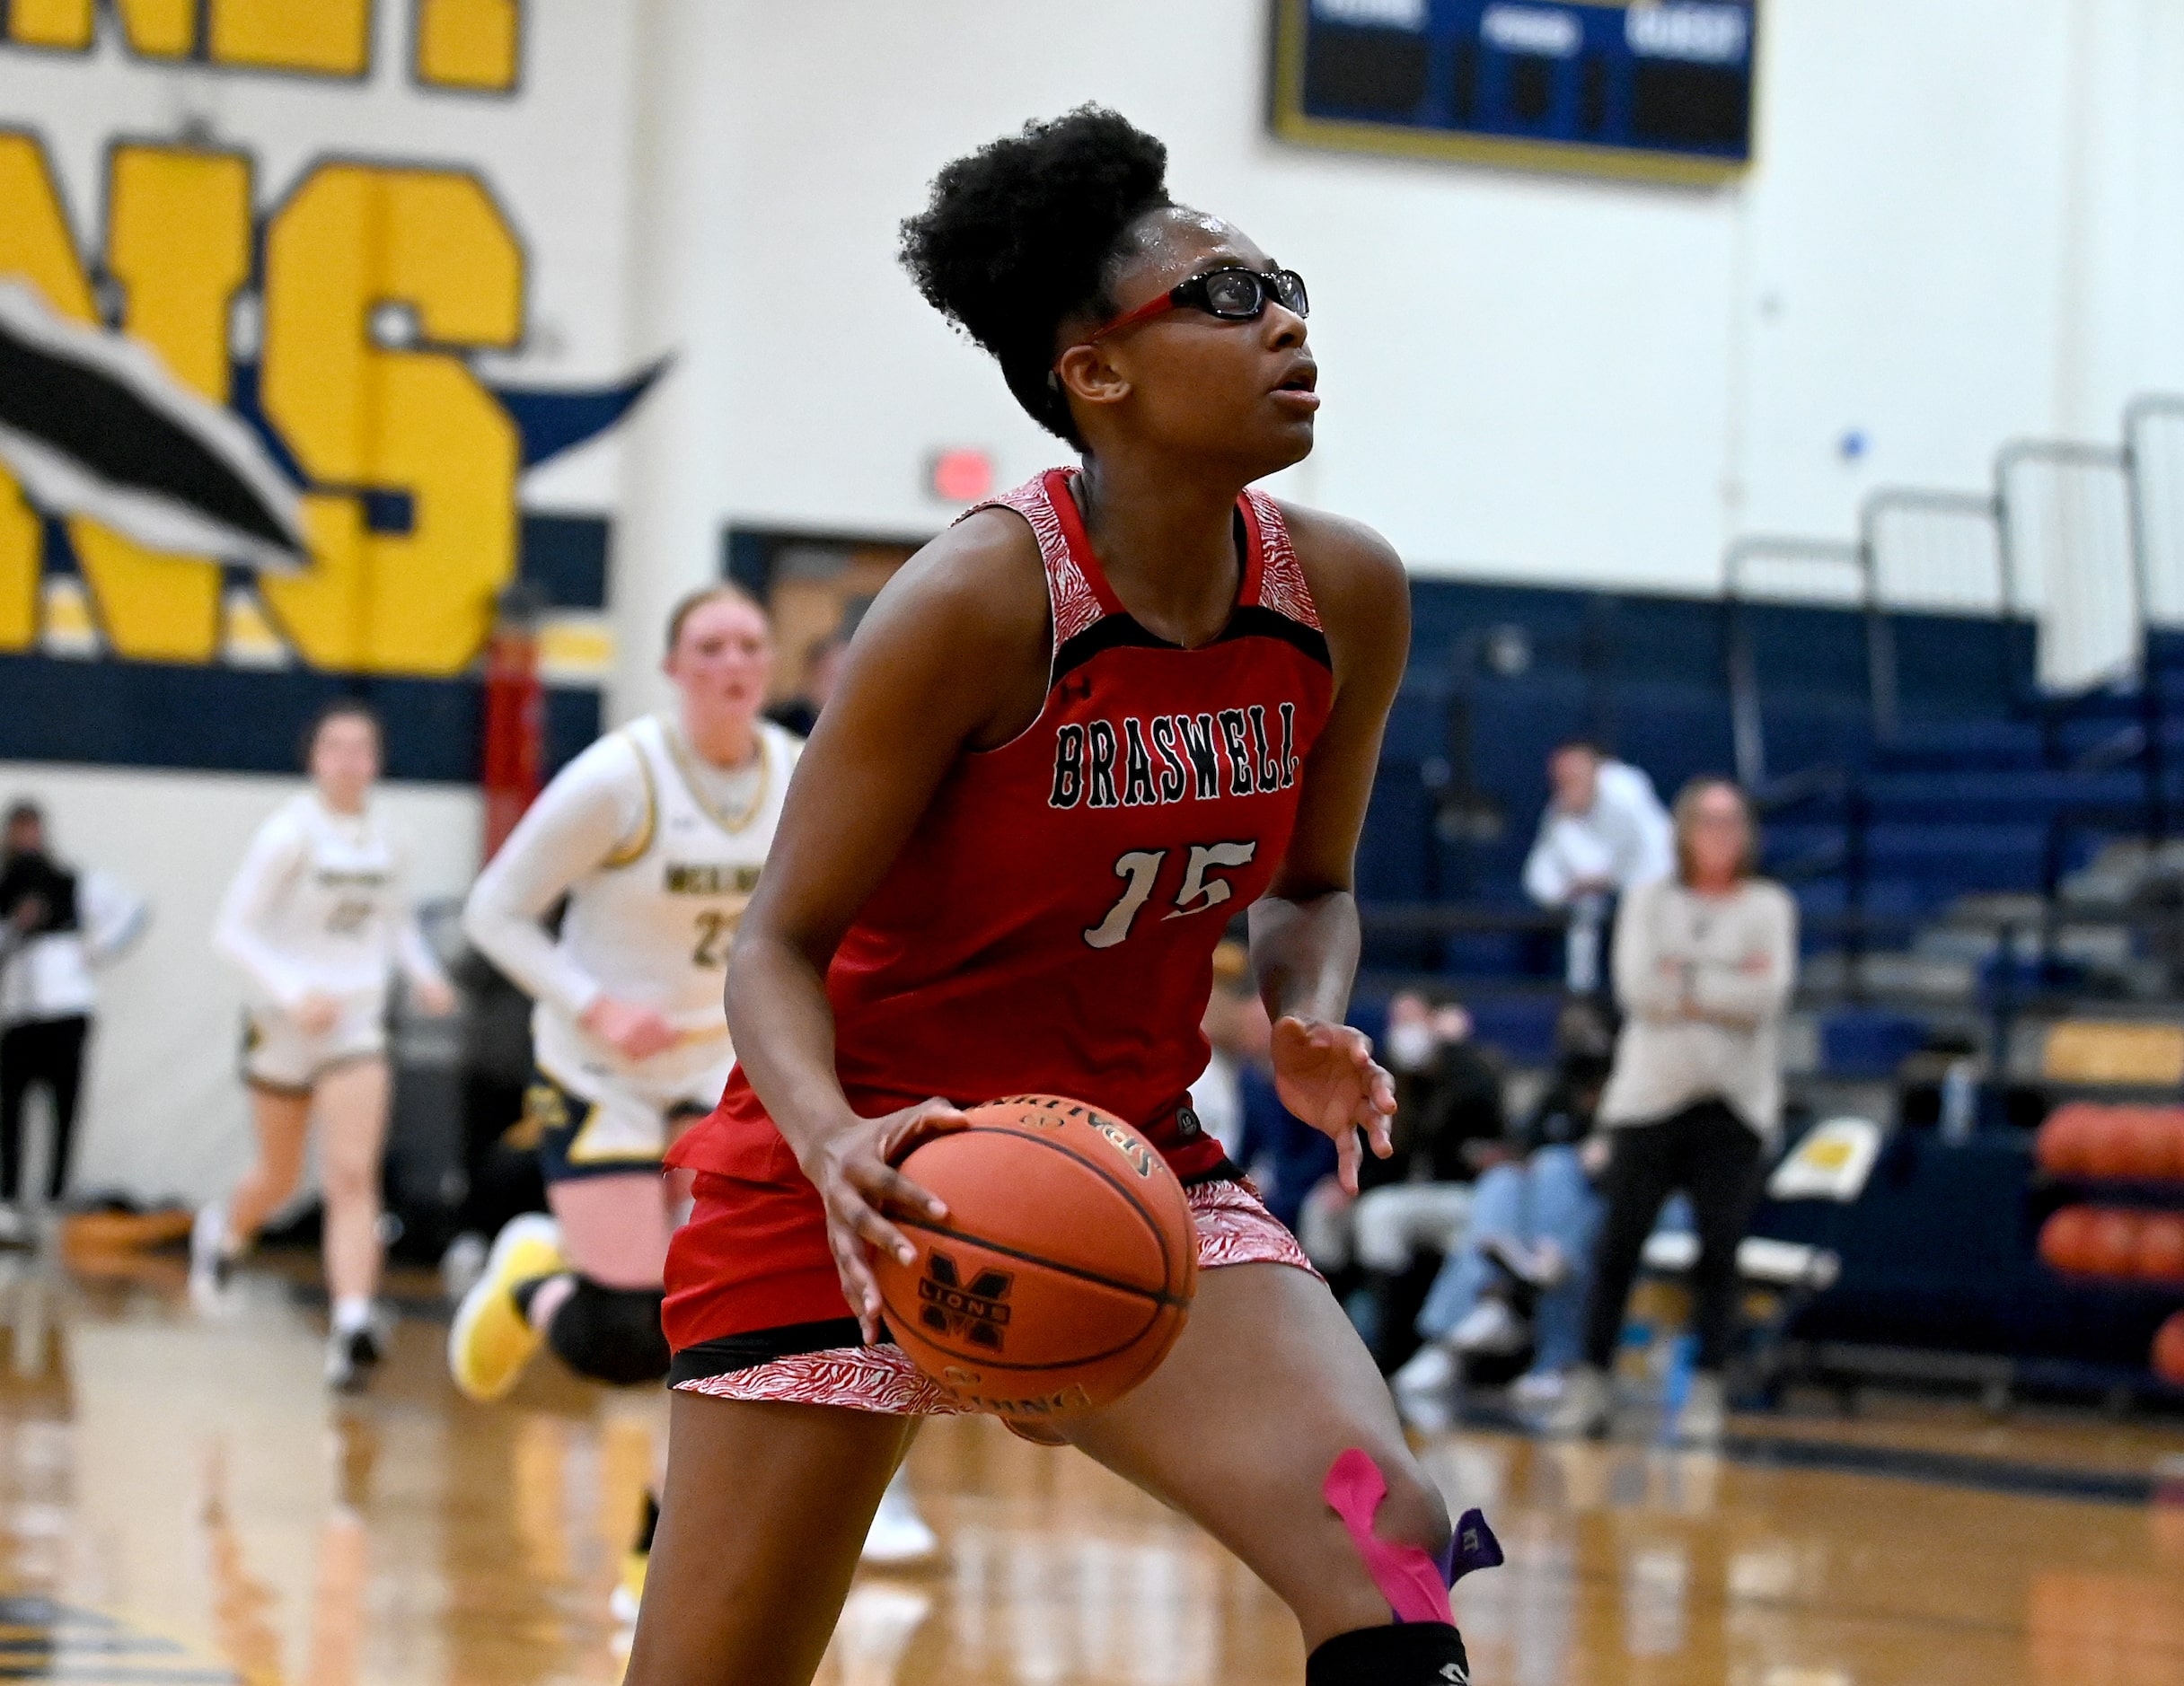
[1271,0,1758,185]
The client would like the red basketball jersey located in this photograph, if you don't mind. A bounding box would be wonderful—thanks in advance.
[671,467,1335,1188]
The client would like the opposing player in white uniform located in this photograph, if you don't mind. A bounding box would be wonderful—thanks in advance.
[198,700,456,1388]
[449,586,939,1611]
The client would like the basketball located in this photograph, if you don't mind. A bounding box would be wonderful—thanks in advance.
[2147,1107,2184,1181]
[2081,1108,2139,1181]
[2036,1102,2100,1175]
[871,1093,1198,1425]
[2112,1108,2178,1181]
[2154,1314,2184,1388]
[2135,1214,2184,1285]
[2039,1206,2096,1273]
[2084,1208,2143,1278]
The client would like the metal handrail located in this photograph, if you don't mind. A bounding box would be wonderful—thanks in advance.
[1722,536,1868,786]
[1859,485,2013,737]
[1715,405,2178,814]
[1995,436,2137,691]
[2123,395,2184,836]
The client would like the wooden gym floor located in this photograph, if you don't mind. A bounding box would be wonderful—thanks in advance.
[1,1246,2180,1685]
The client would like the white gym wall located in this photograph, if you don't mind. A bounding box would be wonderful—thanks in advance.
[649,0,2184,596]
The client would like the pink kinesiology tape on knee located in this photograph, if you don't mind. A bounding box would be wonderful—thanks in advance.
[1322,1448,1455,1626]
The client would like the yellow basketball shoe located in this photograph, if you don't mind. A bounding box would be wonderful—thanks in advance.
[610,1493,659,1626]
[447,1214,566,1402]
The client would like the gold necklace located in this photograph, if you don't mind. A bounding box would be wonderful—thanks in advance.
[663,719,770,834]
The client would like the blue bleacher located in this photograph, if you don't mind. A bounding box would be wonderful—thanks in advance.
[1868,719,2047,772]
[1819,1009,1933,1079]
[1361,576,2167,1071]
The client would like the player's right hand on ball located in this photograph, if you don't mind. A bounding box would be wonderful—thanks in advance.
[801,1097,969,1344]
[578,997,681,1061]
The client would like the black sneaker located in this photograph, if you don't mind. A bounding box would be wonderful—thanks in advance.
[325,1321,385,1392]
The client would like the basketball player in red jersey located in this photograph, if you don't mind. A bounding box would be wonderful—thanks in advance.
[628,110,1478,1686]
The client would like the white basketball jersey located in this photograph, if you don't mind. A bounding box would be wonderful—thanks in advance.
[233,795,412,1009]
[533,715,798,1104]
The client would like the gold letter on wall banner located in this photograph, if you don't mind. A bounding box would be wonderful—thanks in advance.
[4,0,197,54]
[260,164,523,675]
[1,0,94,47]
[69,145,252,662]
[0,132,101,652]
[415,0,518,91]
[208,0,370,75]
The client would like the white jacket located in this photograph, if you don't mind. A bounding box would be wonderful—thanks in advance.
[0,869,146,1024]
[1522,760,1675,908]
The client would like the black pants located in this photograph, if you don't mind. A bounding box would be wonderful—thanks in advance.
[1581,1099,1765,1374]
[0,1014,90,1204]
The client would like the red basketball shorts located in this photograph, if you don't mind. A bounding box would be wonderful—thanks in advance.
[664,1172,1315,1416]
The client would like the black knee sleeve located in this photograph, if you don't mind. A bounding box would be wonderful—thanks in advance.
[544,1278,670,1386]
[1308,1622,1471,1686]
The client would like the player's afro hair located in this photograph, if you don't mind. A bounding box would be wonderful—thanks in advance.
[900,107,1172,447]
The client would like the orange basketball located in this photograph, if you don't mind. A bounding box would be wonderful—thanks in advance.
[2037,1102,2101,1175]
[2136,1213,2184,1285]
[2039,1206,2096,1274]
[2035,1205,2105,1275]
[2154,1313,2184,1388]
[2085,1207,2143,1278]
[2147,1107,2184,1181]
[2082,1108,2139,1180]
[871,1093,1196,1427]
[2114,1108,2179,1181]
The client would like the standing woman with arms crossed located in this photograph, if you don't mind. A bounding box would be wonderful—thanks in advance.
[628,110,1481,1686]
[198,701,455,1389]
[1548,777,1796,1446]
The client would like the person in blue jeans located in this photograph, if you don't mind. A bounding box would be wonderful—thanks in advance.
[1394,1000,1613,1427]
[1417,1145,1600,1370]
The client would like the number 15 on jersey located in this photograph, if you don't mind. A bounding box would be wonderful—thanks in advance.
[1083,841,1258,950]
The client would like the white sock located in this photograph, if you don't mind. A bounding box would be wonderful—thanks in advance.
[332,1295,374,1334]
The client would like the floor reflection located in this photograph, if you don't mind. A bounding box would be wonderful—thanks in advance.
[0,1253,2174,1683]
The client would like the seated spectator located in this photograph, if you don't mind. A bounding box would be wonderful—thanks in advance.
[1522,742,1673,994]
[1393,998,1616,1427]
[1547,777,1797,1448]
[1299,991,1503,1361]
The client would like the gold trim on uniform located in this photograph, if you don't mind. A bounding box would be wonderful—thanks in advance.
[502,1081,566,1151]
[600,729,657,869]
[661,720,771,836]
[530,1062,665,1166]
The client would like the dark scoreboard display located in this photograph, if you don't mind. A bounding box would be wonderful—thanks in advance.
[1272,0,1757,184]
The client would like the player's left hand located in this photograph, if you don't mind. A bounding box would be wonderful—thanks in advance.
[1271,1014,1395,1194]
[413,977,457,1016]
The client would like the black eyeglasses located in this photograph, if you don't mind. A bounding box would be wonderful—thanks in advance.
[1082,267,1309,347]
